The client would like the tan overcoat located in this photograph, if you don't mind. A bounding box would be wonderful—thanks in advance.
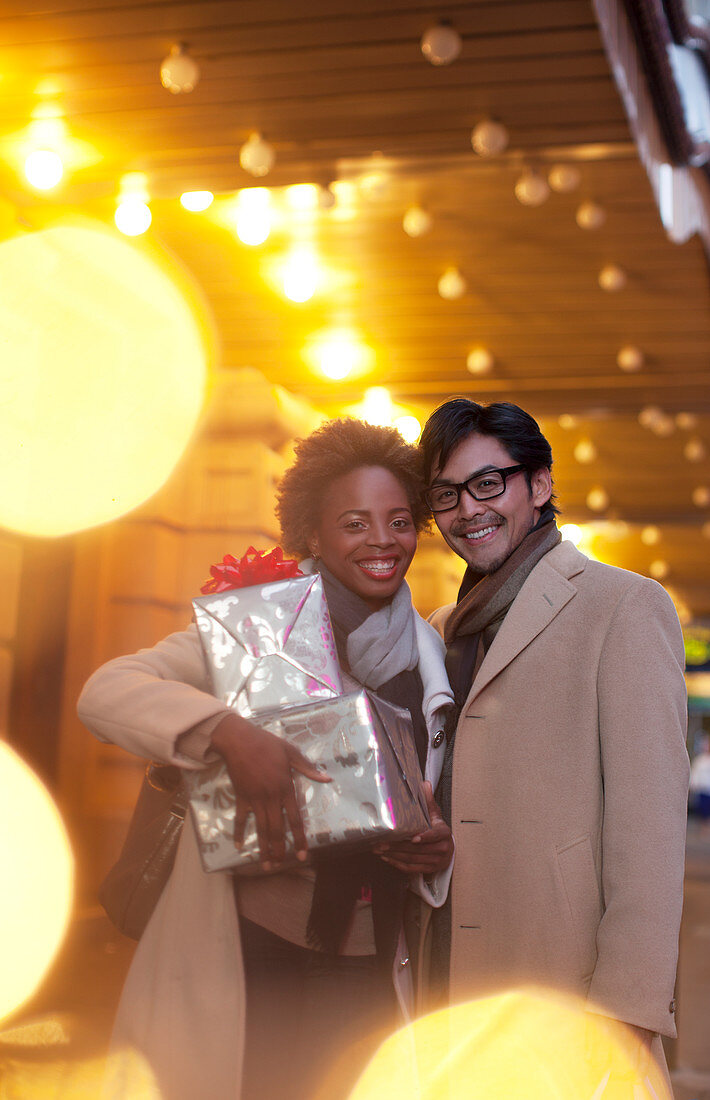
[428,540,689,1039]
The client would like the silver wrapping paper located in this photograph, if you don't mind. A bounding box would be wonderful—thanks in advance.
[186,689,430,873]
[192,573,342,720]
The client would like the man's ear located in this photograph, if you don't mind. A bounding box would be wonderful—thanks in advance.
[308,534,320,558]
[531,467,552,508]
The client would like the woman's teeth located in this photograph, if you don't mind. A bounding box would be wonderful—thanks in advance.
[358,558,396,574]
[465,525,497,540]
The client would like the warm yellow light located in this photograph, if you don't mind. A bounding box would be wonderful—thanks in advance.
[348,989,670,1100]
[641,525,661,546]
[285,183,319,211]
[0,744,73,1023]
[361,386,394,426]
[0,1046,161,1097]
[234,187,271,246]
[114,197,152,236]
[0,222,208,537]
[573,437,597,464]
[560,523,584,546]
[180,190,214,212]
[305,328,374,381]
[24,149,64,190]
[282,246,319,303]
[394,414,422,444]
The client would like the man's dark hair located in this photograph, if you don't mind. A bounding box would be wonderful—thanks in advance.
[419,398,558,511]
[276,417,430,559]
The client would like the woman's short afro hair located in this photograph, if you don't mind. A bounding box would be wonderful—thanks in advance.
[276,417,429,559]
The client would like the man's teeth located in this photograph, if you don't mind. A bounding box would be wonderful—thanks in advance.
[359,559,396,573]
[464,526,497,541]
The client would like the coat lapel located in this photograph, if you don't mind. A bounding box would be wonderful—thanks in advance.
[464,542,587,709]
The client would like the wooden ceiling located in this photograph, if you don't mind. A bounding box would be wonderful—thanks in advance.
[1,0,709,617]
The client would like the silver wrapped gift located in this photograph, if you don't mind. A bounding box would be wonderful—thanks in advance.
[192,572,342,720]
[186,689,430,873]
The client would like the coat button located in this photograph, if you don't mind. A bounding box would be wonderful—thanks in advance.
[669,999,676,1013]
[432,730,445,748]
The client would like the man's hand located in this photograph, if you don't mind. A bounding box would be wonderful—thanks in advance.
[210,713,330,868]
[375,781,454,875]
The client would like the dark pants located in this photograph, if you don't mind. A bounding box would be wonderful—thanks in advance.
[239,917,397,1100]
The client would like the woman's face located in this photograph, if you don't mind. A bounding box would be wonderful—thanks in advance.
[309,465,418,610]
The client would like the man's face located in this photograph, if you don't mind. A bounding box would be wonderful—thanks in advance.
[430,433,552,574]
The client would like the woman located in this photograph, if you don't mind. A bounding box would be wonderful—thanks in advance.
[78,418,454,1100]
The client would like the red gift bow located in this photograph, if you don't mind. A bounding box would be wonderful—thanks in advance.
[200,546,303,594]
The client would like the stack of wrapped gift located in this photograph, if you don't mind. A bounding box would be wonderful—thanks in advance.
[185,547,429,873]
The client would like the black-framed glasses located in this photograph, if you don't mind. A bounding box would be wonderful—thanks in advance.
[424,464,526,513]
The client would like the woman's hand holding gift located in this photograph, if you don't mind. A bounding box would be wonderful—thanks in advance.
[375,781,454,875]
[210,714,331,869]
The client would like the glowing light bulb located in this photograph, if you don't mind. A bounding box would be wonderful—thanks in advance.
[641,525,661,546]
[282,247,319,303]
[0,743,73,1022]
[160,43,200,93]
[616,345,644,372]
[180,190,214,212]
[234,187,271,246]
[403,205,432,238]
[573,438,597,464]
[692,486,710,507]
[676,412,698,430]
[394,415,421,444]
[514,168,550,207]
[285,184,319,211]
[24,149,63,190]
[114,197,152,236]
[361,387,394,426]
[438,267,467,300]
[586,486,609,512]
[305,328,373,381]
[240,132,275,178]
[548,164,581,193]
[598,264,627,291]
[576,201,606,230]
[685,438,706,462]
[560,523,584,546]
[466,347,494,375]
[471,119,509,156]
[557,414,577,430]
[420,22,462,65]
[650,559,669,580]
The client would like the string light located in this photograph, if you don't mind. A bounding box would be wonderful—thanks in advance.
[420,22,462,65]
[239,132,275,178]
[586,486,609,512]
[305,328,374,381]
[548,164,581,193]
[160,44,200,94]
[281,246,319,303]
[641,525,661,546]
[514,168,550,207]
[576,201,606,230]
[115,173,151,236]
[233,187,271,246]
[24,148,64,190]
[466,347,494,375]
[438,267,467,300]
[616,345,644,372]
[471,119,509,156]
[573,438,597,464]
[598,264,627,291]
[394,415,422,443]
[649,559,670,580]
[180,190,213,212]
[684,438,707,462]
[403,205,432,238]
[285,184,319,211]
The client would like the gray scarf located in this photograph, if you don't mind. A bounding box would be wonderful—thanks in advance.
[299,558,419,689]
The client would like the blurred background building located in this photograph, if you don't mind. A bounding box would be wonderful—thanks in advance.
[0,1,709,1095]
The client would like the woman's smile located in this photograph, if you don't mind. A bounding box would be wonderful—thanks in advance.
[310,465,418,610]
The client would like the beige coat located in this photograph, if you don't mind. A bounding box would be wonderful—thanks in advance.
[78,617,452,1100]
[429,540,689,1040]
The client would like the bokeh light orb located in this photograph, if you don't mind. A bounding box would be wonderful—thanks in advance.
[0,223,208,536]
[0,743,73,1023]
[24,149,64,191]
[348,988,670,1100]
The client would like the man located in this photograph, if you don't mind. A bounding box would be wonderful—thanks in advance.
[415,398,689,1075]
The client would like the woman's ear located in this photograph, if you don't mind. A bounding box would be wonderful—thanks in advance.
[308,535,320,559]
